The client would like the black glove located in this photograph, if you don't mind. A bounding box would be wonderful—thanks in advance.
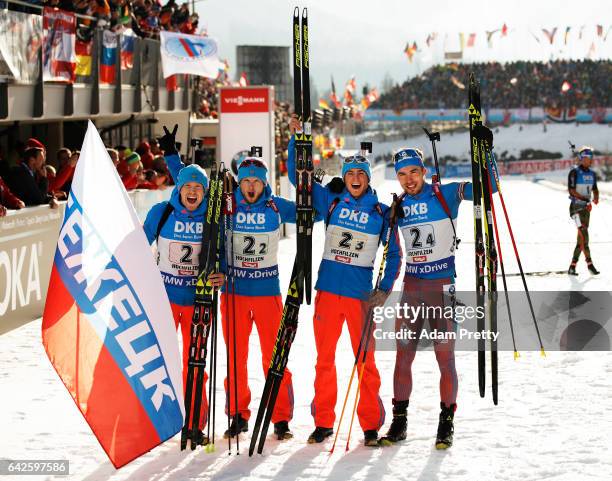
[328,176,344,194]
[391,193,405,220]
[159,124,179,156]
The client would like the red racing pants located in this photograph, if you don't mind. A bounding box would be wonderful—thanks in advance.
[171,303,208,429]
[311,290,385,432]
[220,293,294,424]
[392,276,458,406]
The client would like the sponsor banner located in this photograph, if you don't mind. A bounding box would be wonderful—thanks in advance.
[442,156,612,178]
[219,86,276,186]
[42,7,76,82]
[0,205,63,335]
[220,87,270,114]
[0,10,42,83]
[159,31,223,79]
[365,108,612,123]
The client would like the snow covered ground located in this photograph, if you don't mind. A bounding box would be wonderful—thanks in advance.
[351,123,612,161]
[1,177,611,480]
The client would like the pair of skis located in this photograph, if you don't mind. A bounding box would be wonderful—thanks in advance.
[249,6,314,456]
[180,162,227,451]
[468,75,499,403]
[468,74,545,405]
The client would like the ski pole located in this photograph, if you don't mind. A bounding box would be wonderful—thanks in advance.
[423,127,442,182]
[489,152,546,356]
[483,148,519,360]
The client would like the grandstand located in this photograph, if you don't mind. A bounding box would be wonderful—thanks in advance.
[374,60,612,111]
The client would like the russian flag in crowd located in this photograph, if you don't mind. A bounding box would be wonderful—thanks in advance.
[100,30,117,84]
[121,31,135,70]
[42,122,184,468]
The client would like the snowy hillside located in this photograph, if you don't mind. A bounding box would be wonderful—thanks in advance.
[350,123,612,162]
[1,177,611,481]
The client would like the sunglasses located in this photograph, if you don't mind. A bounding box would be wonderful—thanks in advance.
[580,150,594,158]
[343,155,369,164]
[239,158,266,169]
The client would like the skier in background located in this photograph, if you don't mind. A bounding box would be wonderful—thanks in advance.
[380,147,496,450]
[143,125,225,446]
[288,116,402,447]
[567,146,599,275]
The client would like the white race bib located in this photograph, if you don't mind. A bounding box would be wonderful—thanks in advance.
[231,230,279,270]
[322,225,379,267]
[157,236,202,277]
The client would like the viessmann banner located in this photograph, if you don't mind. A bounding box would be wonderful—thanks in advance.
[219,86,276,183]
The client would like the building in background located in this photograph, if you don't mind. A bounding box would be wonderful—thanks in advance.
[236,46,292,103]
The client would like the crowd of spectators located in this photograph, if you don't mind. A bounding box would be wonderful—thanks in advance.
[375,60,612,110]
[7,0,201,40]
[0,136,173,216]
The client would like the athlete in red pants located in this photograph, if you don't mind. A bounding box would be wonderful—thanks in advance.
[220,294,293,425]
[220,153,298,440]
[311,292,385,433]
[287,116,402,446]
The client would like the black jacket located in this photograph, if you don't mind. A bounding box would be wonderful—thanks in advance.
[7,163,50,206]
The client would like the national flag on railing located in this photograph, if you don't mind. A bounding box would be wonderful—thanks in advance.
[42,7,76,82]
[42,122,184,469]
[159,31,223,78]
[100,30,117,84]
[121,30,135,70]
[75,39,92,76]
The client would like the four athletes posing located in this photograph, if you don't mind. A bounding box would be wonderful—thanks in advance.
[144,124,600,451]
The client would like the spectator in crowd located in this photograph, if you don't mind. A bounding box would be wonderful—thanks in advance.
[375,60,612,110]
[150,138,163,157]
[7,147,58,208]
[121,150,141,189]
[50,149,78,194]
[107,148,120,167]
[0,175,25,216]
[136,141,154,169]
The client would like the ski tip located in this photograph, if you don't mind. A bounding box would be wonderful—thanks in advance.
[514,350,520,360]
[540,347,547,358]
[294,6,299,16]
[302,7,308,17]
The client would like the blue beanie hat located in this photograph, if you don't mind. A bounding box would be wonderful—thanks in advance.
[237,157,268,184]
[393,148,425,173]
[341,154,371,180]
[177,164,208,189]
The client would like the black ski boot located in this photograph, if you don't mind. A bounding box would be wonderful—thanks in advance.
[568,263,578,276]
[379,400,408,446]
[273,420,293,440]
[364,430,379,447]
[435,402,456,450]
[196,429,209,446]
[587,262,600,275]
[224,414,248,439]
[307,426,333,444]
